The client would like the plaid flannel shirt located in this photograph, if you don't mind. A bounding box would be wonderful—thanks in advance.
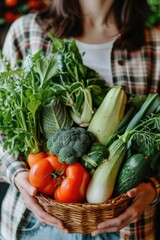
[0,14,160,240]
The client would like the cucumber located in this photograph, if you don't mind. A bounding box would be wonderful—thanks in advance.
[113,153,152,197]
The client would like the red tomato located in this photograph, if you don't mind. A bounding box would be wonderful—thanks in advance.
[5,0,18,7]
[28,151,48,168]
[29,159,62,195]
[40,175,63,195]
[45,154,68,173]
[54,162,90,203]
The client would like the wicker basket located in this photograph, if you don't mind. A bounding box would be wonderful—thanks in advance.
[36,193,131,234]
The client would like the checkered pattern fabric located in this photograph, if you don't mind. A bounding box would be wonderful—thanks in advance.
[0,13,160,240]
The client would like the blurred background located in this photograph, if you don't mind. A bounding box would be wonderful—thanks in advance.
[0,0,160,238]
[0,0,51,47]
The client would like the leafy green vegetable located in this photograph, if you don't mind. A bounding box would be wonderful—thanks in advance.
[49,33,108,127]
[41,100,73,139]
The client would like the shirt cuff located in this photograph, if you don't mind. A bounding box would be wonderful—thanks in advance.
[0,145,29,185]
[149,177,160,205]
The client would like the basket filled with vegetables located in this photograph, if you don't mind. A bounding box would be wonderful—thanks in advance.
[1,35,160,234]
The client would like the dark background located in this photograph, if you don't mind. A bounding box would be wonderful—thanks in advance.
[0,183,8,212]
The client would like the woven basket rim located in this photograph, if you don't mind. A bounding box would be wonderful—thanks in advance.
[36,192,131,208]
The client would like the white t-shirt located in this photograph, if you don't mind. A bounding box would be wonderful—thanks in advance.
[76,39,114,86]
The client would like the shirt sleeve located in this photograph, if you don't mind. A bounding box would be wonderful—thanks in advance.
[1,17,26,68]
[0,134,29,184]
[0,17,30,184]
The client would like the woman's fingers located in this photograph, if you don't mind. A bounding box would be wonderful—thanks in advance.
[20,187,68,231]
[91,182,157,236]
[14,171,69,233]
[15,171,37,196]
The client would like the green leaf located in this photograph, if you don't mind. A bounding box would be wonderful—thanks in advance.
[75,89,84,112]
[48,33,65,53]
[41,100,73,139]
[34,54,58,87]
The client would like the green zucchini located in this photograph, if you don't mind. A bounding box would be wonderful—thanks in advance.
[88,86,127,145]
[86,139,127,203]
[113,153,152,197]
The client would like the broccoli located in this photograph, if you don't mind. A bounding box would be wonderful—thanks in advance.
[47,127,94,164]
[58,147,77,164]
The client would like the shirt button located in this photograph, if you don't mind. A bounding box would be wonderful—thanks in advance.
[123,234,130,240]
[118,59,125,66]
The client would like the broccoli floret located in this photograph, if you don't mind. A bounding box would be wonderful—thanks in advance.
[58,147,77,164]
[73,140,87,157]
[47,129,62,149]
[47,127,94,164]
[49,141,63,155]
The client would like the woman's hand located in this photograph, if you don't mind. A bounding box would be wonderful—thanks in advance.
[14,171,69,233]
[91,182,156,236]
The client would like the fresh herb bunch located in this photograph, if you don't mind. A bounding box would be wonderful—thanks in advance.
[121,112,160,170]
[0,50,58,157]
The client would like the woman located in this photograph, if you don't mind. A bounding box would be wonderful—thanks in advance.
[0,0,160,239]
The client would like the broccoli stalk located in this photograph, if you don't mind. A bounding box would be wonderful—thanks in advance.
[47,127,94,164]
